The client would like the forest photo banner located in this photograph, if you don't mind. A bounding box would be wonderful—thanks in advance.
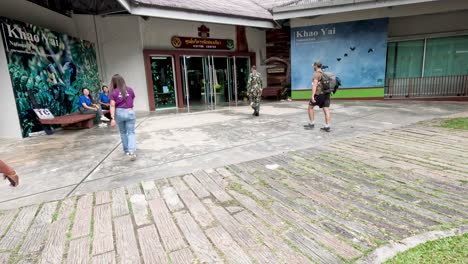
[1,16,100,137]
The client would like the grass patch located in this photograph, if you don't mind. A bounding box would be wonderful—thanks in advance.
[458,180,467,185]
[258,179,272,189]
[51,201,61,222]
[440,118,468,130]
[385,233,468,264]
[66,201,78,240]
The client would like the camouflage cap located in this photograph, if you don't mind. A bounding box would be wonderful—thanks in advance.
[313,60,322,67]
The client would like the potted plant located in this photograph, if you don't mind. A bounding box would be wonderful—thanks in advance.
[240,91,248,102]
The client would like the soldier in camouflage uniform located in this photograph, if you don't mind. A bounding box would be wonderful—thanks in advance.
[247,66,263,116]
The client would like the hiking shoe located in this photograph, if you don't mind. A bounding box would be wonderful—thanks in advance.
[128,153,137,161]
[304,124,315,129]
[98,123,107,128]
[101,116,110,122]
[320,127,331,132]
[255,112,259,116]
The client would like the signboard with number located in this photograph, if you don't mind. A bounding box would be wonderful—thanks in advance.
[34,109,55,120]
[267,67,286,74]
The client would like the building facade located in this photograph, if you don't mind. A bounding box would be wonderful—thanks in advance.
[1,0,467,138]
[0,0,268,138]
[279,0,468,99]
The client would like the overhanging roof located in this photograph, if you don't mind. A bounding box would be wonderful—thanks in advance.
[28,0,449,29]
[119,0,276,28]
[273,0,439,20]
[28,0,127,16]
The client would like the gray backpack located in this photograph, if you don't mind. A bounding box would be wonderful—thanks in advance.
[321,72,340,94]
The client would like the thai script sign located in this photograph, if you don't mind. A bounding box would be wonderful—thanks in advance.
[171,36,234,50]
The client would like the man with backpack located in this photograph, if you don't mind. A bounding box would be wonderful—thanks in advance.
[304,61,333,132]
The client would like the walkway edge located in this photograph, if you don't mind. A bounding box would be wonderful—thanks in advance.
[356,225,468,264]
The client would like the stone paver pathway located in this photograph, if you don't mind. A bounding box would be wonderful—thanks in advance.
[0,122,467,263]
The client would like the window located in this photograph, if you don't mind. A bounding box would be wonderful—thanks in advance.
[386,35,468,79]
[424,36,468,76]
[386,40,424,78]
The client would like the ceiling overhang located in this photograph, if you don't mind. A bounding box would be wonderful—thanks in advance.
[273,0,439,20]
[114,0,275,28]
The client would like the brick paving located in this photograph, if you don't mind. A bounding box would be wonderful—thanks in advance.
[0,123,467,264]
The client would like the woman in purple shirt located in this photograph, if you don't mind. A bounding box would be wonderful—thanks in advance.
[109,74,137,160]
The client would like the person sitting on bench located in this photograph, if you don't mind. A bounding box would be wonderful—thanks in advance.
[78,88,110,128]
[0,160,19,187]
[99,85,111,110]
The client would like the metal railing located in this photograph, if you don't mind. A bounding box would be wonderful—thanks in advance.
[385,75,468,98]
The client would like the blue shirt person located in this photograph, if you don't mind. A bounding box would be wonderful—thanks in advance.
[99,85,111,110]
[78,88,110,127]
[78,94,92,108]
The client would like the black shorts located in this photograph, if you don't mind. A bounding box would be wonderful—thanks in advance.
[309,94,330,108]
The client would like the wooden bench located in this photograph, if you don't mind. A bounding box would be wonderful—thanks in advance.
[39,110,110,129]
[262,87,283,100]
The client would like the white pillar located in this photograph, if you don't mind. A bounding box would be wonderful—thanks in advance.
[0,35,22,139]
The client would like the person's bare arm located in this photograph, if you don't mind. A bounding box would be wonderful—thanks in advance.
[110,100,116,127]
[99,99,110,107]
[311,78,318,102]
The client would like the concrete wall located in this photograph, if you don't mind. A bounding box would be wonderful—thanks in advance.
[74,15,149,111]
[0,37,22,139]
[389,10,468,38]
[0,0,78,138]
[98,16,148,111]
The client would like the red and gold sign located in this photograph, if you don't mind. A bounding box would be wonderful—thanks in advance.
[171,36,234,50]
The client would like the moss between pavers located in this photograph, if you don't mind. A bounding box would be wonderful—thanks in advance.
[51,201,61,222]
[384,233,468,264]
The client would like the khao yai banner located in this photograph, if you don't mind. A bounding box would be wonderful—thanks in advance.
[0,17,100,137]
[291,18,388,91]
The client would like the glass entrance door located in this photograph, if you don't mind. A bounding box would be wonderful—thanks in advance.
[180,55,250,109]
[150,56,177,109]
[203,56,215,108]
[212,57,234,106]
[181,56,213,110]
[233,57,250,104]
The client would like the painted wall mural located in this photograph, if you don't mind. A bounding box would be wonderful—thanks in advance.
[0,16,100,137]
[291,18,389,90]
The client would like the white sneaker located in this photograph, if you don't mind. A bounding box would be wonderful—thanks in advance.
[98,123,107,128]
[101,116,110,122]
[128,153,137,161]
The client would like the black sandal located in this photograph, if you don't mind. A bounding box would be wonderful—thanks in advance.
[4,171,19,187]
